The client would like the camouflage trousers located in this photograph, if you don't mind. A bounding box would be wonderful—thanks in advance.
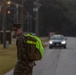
[13,61,33,75]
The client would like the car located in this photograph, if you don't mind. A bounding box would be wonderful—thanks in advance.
[49,35,67,49]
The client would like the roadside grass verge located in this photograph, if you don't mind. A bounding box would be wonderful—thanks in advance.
[0,44,17,75]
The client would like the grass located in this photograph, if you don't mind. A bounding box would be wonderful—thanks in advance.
[0,37,48,75]
[0,44,17,75]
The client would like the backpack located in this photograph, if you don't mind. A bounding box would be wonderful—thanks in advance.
[25,33,44,61]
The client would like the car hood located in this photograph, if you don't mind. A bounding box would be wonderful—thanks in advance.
[51,40,65,42]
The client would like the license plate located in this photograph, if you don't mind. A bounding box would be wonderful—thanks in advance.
[56,44,59,46]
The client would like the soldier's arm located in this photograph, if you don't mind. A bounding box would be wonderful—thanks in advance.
[17,36,27,60]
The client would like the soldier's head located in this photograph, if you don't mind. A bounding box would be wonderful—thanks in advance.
[12,24,23,36]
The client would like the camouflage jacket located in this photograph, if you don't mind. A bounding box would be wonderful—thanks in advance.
[16,33,29,62]
[14,34,35,75]
[16,33,36,63]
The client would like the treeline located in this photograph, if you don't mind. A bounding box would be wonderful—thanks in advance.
[39,0,76,36]
[3,0,76,36]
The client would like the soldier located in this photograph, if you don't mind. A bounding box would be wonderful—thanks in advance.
[12,24,35,75]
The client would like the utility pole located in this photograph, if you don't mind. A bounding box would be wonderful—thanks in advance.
[20,0,26,31]
[34,0,40,36]
[16,4,19,24]
[27,13,29,32]
[2,0,6,48]
[20,4,24,30]
[35,0,39,36]
[29,15,32,32]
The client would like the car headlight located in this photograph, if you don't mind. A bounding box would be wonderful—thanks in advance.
[49,41,53,44]
[61,41,66,44]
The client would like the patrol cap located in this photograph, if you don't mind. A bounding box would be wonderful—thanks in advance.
[12,24,22,30]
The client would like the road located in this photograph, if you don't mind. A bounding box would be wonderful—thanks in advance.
[33,37,76,75]
[5,37,76,75]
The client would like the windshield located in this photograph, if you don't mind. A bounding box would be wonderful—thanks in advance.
[51,35,64,40]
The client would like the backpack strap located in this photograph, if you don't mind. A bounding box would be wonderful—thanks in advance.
[27,40,36,44]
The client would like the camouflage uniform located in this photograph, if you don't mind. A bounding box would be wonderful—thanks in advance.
[13,33,35,75]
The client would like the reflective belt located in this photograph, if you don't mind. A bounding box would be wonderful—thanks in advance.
[27,40,36,44]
